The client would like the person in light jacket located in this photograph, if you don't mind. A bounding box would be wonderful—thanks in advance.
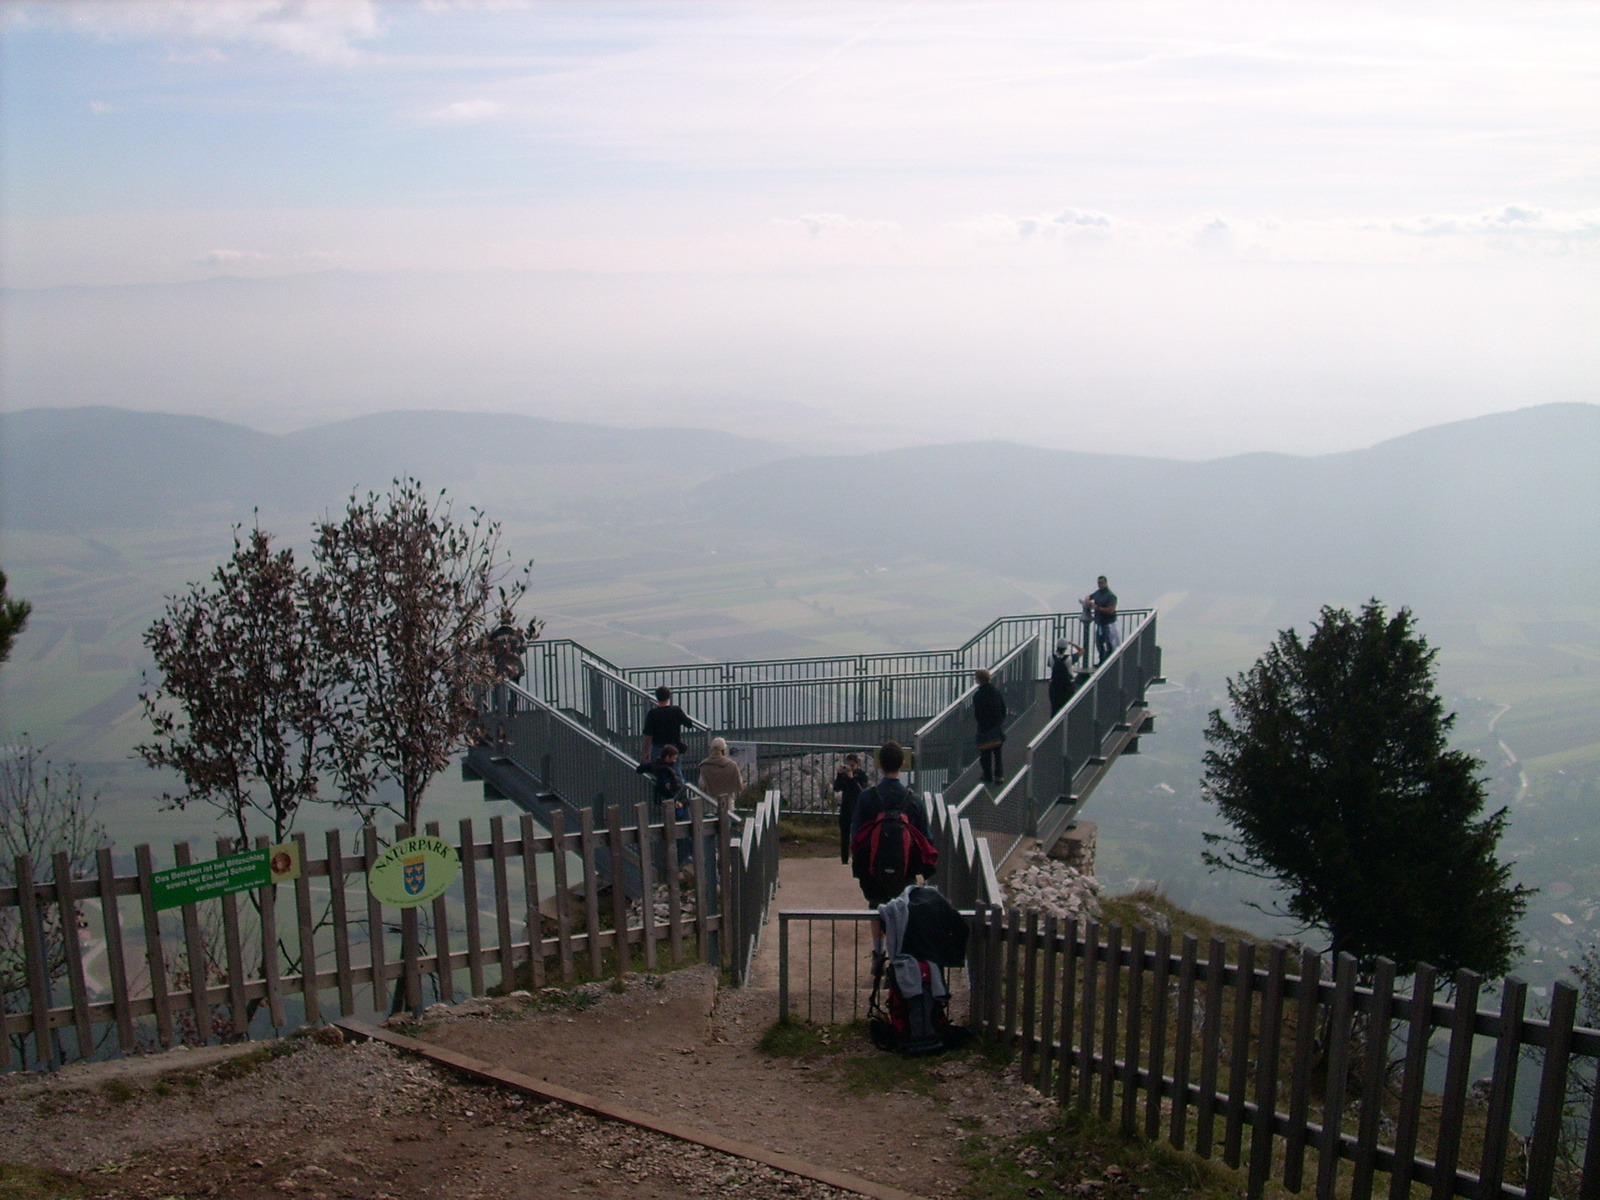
[698,737,744,813]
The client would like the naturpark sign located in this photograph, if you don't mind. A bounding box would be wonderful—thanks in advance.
[367,835,461,908]
[150,843,302,912]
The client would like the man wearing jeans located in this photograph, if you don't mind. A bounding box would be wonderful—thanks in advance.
[1083,575,1121,664]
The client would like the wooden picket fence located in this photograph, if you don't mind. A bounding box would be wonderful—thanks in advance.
[968,908,1600,1200]
[0,797,755,1072]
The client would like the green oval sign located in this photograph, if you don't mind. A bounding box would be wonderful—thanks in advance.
[368,835,461,908]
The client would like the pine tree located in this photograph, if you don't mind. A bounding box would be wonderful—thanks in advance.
[1203,600,1530,977]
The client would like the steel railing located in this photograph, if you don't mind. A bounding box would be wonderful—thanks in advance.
[911,634,1040,795]
[521,611,1151,747]
[496,681,716,828]
[956,609,1161,841]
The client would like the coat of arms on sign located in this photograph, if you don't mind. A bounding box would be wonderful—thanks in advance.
[403,854,427,895]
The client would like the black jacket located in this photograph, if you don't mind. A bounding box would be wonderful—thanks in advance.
[973,681,1007,733]
[848,778,928,842]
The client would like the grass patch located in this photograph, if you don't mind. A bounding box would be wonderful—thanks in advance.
[204,1040,299,1082]
[0,1162,84,1200]
[759,1018,1003,1097]
[98,1079,134,1105]
[964,1108,1255,1200]
[1100,888,1259,948]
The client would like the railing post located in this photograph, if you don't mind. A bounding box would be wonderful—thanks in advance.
[778,913,790,1021]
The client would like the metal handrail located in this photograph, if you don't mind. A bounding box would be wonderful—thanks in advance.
[1025,608,1158,755]
[912,633,1040,741]
[503,680,717,816]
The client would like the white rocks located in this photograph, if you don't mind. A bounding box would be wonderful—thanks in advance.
[1003,850,1102,922]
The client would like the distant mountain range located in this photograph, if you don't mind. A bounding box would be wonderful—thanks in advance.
[698,402,1600,615]
[0,406,784,530]
[4,402,1596,617]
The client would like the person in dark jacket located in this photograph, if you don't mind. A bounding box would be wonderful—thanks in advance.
[832,753,869,864]
[641,686,693,763]
[635,744,687,819]
[972,668,1007,785]
[1048,638,1083,715]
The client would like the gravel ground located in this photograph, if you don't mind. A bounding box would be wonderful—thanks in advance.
[0,1032,856,1199]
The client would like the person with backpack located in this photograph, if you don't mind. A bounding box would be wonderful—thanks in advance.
[1048,637,1083,715]
[972,668,1008,785]
[849,741,938,964]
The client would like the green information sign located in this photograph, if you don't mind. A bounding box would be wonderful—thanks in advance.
[367,835,460,908]
[150,842,301,912]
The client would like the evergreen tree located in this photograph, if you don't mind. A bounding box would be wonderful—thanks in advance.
[1203,600,1530,977]
[0,570,31,665]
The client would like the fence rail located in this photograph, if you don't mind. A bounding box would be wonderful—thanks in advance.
[968,909,1600,1200]
[0,799,743,1073]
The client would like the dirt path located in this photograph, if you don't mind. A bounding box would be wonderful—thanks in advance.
[0,852,1049,1199]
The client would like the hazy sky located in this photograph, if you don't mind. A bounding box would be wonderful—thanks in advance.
[2,2,1596,456]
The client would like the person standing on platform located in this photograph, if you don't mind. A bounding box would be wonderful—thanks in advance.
[1083,576,1120,664]
[833,753,869,864]
[640,686,692,764]
[1048,637,1084,715]
[973,668,1008,786]
[699,737,744,813]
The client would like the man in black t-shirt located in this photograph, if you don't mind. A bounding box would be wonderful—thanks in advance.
[641,686,693,764]
[1082,575,1121,665]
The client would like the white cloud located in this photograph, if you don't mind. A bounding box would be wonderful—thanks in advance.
[950,207,1137,245]
[88,100,113,115]
[1391,204,1600,246]
[424,98,505,123]
[23,1,380,64]
[773,213,900,238]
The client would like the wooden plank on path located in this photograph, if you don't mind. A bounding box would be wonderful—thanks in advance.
[325,829,354,1017]
[97,846,135,1051]
[216,839,249,1038]
[53,851,95,1059]
[336,1019,925,1200]
[135,844,175,1046]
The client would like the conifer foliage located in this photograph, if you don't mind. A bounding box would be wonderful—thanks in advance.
[1202,600,1530,977]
